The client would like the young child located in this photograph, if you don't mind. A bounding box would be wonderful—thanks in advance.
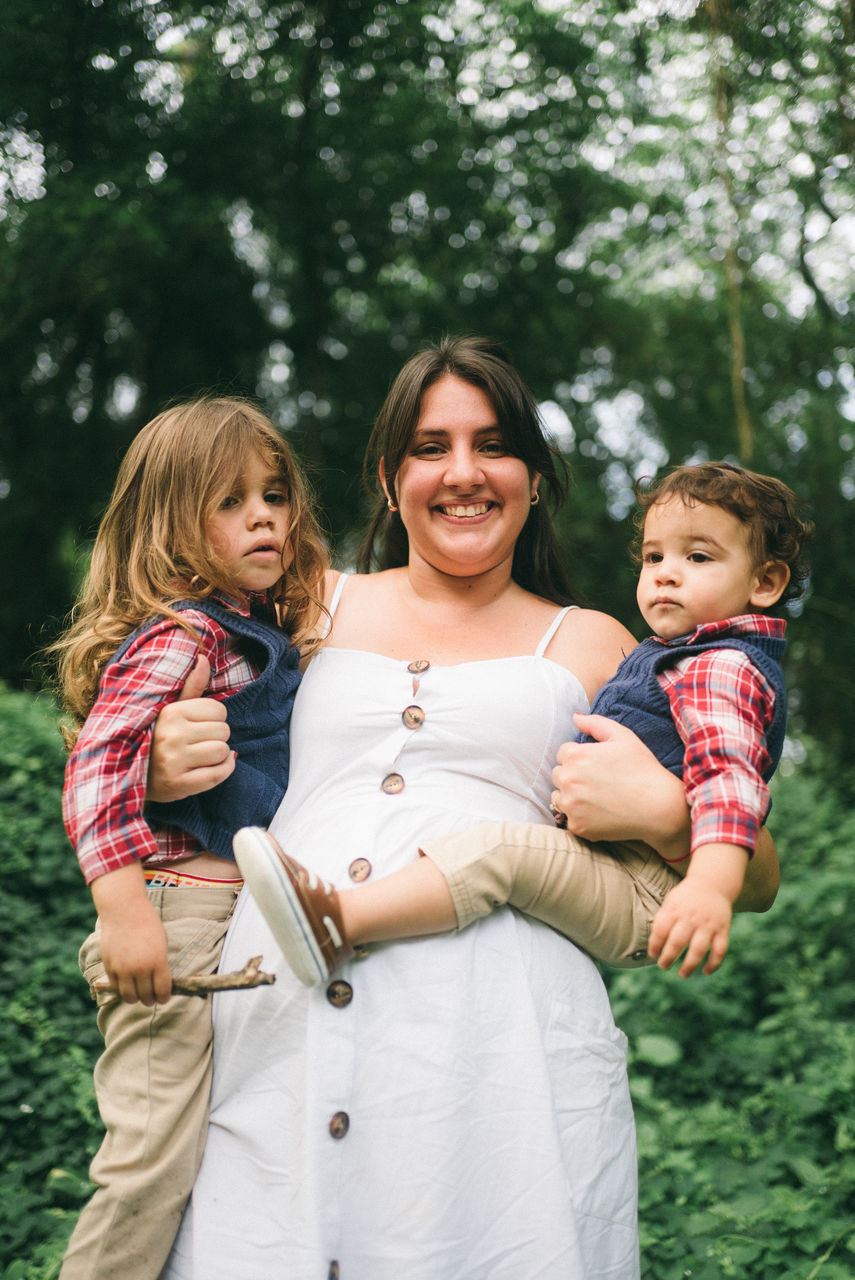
[54,398,327,1280]
[232,461,811,986]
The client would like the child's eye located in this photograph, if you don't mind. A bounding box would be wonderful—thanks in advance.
[688,552,712,563]
[219,495,239,510]
[642,551,662,564]
[265,490,289,505]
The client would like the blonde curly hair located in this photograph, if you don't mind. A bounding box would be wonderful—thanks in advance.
[52,397,328,741]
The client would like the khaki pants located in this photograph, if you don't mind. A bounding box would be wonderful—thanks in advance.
[60,884,240,1280]
[421,821,682,968]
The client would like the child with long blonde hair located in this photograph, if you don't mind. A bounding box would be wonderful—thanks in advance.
[54,397,327,1280]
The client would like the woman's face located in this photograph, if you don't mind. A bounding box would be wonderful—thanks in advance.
[385,374,537,580]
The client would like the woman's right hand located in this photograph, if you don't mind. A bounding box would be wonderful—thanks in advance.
[146,655,236,802]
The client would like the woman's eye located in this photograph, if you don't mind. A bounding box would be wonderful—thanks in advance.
[413,443,444,457]
[480,440,506,455]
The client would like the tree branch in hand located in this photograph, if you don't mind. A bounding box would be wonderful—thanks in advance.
[93,955,276,999]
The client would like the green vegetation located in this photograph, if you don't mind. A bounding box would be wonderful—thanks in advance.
[610,746,855,1278]
[1,683,853,1277]
[0,686,99,1278]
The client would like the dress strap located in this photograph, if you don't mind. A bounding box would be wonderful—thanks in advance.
[534,605,575,658]
[321,573,350,636]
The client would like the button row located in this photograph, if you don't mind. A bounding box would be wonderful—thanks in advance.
[323,660,434,1268]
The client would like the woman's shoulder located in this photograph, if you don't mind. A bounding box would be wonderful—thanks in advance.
[322,567,404,606]
[546,607,638,703]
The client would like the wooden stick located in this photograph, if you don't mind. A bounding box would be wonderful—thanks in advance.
[92,955,276,999]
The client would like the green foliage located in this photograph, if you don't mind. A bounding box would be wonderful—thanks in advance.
[0,686,98,1273]
[607,741,855,1277]
[1,683,853,1278]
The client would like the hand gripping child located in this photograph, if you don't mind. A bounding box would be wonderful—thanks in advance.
[233,462,810,987]
[54,398,327,1280]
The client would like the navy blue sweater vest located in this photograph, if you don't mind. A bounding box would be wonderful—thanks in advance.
[584,625,787,790]
[112,599,301,861]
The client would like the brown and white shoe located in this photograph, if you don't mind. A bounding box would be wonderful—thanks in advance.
[232,827,353,986]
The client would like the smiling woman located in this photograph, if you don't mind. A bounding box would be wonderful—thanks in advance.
[148,339,662,1280]
[379,374,538,582]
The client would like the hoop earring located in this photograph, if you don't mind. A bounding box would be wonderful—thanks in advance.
[387,498,398,513]
[530,491,540,507]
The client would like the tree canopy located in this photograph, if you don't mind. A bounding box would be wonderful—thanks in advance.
[1,0,853,766]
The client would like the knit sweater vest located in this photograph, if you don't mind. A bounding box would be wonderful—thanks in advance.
[112,598,301,861]
[583,624,787,784]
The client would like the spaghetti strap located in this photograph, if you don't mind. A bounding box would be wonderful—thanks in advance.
[327,573,350,620]
[534,605,575,658]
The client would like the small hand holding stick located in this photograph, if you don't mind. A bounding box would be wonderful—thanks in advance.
[93,955,276,999]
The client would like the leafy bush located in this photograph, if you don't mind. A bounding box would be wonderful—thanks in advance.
[0,685,98,1276]
[1,685,853,1277]
[608,742,855,1278]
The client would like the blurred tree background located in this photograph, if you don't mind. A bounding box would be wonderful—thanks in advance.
[1,0,853,764]
[1,2,854,1275]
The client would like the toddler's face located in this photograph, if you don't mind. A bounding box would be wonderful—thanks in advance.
[208,452,292,597]
[636,497,764,640]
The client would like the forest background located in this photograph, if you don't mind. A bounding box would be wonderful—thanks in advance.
[0,1,853,1276]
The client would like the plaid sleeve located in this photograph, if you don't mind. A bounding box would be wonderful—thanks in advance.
[62,619,219,885]
[661,648,777,856]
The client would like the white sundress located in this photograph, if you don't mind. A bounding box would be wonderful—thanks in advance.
[163,588,639,1280]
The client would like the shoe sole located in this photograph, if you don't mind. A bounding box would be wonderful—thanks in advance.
[232,827,328,986]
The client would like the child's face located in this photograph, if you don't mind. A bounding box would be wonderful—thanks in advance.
[208,452,293,596]
[636,496,767,640]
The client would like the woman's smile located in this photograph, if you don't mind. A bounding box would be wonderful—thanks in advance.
[436,500,494,519]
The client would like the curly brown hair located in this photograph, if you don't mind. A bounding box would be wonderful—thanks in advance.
[633,461,813,608]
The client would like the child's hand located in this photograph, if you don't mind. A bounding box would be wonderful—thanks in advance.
[90,862,173,1005]
[647,877,734,978]
[99,903,172,1005]
[146,655,236,803]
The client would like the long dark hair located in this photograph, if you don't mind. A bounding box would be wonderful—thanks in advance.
[357,336,579,604]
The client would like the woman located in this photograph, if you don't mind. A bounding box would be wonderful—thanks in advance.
[153,338,778,1279]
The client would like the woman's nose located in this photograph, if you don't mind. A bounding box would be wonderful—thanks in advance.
[444,446,484,487]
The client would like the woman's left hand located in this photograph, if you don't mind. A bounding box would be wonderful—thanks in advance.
[551,713,689,854]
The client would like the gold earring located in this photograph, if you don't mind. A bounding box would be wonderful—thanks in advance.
[530,491,540,507]
[387,498,398,513]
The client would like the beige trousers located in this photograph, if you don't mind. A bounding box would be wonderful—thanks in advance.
[421,821,682,968]
[60,883,240,1280]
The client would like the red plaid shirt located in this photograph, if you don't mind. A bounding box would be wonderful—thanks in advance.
[655,615,786,855]
[64,597,262,885]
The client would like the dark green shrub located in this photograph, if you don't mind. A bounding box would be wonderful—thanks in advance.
[2,686,853,1278]
[608,742,855,1278]
[0,685,98,1276]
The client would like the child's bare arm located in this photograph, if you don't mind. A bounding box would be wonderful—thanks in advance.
[648,842,750,978]
[90,862,172,1006]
